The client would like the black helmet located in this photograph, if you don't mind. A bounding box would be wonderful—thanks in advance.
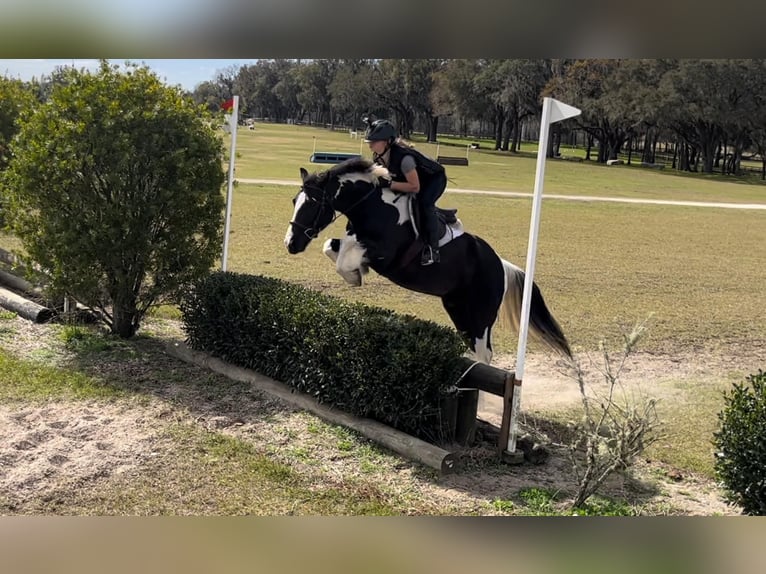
[364,119,397,142]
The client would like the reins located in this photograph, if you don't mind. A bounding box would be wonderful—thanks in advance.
[291,179,379,238]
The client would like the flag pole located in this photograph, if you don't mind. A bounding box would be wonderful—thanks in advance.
[222,95,239,272]
[505,97,580,454]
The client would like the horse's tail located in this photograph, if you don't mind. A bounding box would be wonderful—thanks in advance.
[498,259,572,358]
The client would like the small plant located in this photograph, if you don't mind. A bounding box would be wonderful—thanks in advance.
[563,317,663,509]
[714,370,766,515]
[570,496,636,516]
[490,499,515,513]
[59,324,113,353]
[518,487,558,515]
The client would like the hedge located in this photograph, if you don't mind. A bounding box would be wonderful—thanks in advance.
[180,272,469,441]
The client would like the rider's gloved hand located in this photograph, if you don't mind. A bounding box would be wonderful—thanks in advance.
[377,176,392,188]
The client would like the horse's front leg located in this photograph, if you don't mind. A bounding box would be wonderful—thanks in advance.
[322,235,369,287]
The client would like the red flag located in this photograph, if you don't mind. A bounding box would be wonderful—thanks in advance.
[221,98,234,112]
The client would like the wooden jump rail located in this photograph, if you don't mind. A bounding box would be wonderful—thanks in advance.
[437,156,469,166]
[310,152,361,164]
[454,357,524,463]
[435,142,470,166]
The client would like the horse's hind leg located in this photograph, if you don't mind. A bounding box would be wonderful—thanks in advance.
[442,289,500,365]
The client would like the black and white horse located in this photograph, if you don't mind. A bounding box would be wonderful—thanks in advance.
[284,157,571,364]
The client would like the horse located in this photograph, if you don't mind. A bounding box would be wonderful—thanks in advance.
[284,157,571,364]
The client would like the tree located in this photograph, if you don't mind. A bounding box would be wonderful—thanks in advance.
[498,60,550,152]
[551,60,631,163]
[0,77,36,171]
[329,60,377,130]
[474,60,510,150]
[191,80,229,114]
[1,61,225,338]
[658,60,728,173]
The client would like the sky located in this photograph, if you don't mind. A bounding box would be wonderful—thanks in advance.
[0,59,258,92]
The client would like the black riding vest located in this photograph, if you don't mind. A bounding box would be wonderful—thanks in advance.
[380,143,445,185]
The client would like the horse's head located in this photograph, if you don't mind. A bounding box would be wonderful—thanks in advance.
[284,167,336,254]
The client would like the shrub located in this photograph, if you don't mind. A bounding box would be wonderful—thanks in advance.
[180,271,469,442]
[714,370,766,515]
[2,60,225,338]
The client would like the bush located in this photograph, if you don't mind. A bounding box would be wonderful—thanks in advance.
[180,272,469,442]
[2,61,225,338]
[714,370,766,515]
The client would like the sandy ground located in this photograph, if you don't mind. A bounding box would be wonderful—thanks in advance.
[1,316,757,515]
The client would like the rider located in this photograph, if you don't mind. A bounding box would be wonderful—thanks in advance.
[364,118,447,266]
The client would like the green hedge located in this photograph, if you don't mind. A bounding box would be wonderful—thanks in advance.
[714,370,766,515]
[180,272,469,441]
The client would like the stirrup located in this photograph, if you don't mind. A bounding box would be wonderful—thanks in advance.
[421,245,439,266]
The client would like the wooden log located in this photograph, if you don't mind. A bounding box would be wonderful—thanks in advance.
[164,341,459,475]
[455,389,479,446]
[0,268,41,297]
[455,357,513,397]
[0,286,54,323]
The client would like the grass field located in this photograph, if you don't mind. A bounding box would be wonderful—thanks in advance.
[229,123,766,480]
[237,122,766,203]
[226,183,766,356]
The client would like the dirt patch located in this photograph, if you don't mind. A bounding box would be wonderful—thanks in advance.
[480,343,766,419]
[0,400,166,511]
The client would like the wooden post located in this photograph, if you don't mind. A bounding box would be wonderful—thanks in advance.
[498,374,524,464]
[438,393,458,444]
[455,389,479,446]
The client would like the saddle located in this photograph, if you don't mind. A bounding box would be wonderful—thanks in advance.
[410,199,458,241]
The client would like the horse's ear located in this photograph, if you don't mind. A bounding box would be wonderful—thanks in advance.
[300,167,309,182]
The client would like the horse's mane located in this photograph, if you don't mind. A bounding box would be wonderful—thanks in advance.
[308,157,389,187]
[327,157,375,179]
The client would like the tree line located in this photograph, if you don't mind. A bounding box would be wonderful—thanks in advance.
[4,60,766,177]
[191,59,766,177]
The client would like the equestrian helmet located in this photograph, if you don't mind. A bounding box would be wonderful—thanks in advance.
[364,119,397,142]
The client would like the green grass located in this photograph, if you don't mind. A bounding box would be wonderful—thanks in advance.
[0,348,126,402]
[236,122,766,203]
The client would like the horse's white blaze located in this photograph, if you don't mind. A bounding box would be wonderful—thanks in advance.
[473,327,493,364]
[284,191,308,248]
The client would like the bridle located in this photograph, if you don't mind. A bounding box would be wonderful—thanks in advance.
[290,179,380,239]
[289,184,334,239]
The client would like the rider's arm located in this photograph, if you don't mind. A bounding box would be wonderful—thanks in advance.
[390,155,420,193]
